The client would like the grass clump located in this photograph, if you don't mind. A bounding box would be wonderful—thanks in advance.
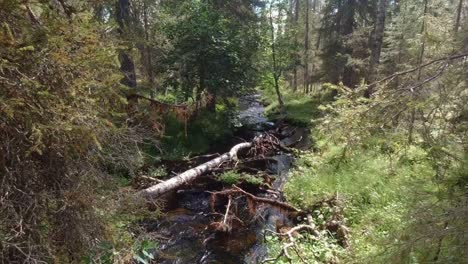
[218,171,263,186]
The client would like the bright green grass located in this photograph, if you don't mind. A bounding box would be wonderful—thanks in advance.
[261,85,332,127]
[282,143,436,263]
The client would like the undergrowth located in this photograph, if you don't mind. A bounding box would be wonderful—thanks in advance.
[283,140,435,262]
[263,83,468,263]
[159,102,237,160]
[261,84,333,127]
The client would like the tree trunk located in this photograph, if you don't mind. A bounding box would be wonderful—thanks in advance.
[139,142,252,198]
[116,0,138,115]
[366,0,388,97]
[304,0,310,93]
[197,55,206,113]
[455,0,464,33]
[274,75,285,108]
[293,0,299,92]
[143,2,156,98]
[341,0,357,88]
[416,0,429,80]
[309,0,317,93]
[409,0,428,143]
[393,0,406,89]
[269,3,285,110]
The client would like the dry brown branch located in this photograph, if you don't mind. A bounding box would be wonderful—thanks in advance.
[210,185,300,213]
[369,52,468,87]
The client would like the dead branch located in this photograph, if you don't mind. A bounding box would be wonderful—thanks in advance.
[211,185,300,213]
[369,52,468,87]
[138,176,164,183]
[208,195,234,233]
[25,3,41,25]
[223,196,232,225]
[400,62,449,92]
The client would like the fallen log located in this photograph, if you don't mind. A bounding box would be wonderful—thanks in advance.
[139,142,252,198]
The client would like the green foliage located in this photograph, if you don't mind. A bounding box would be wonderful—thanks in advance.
[284,143,434,262]
[218,171,263,186]
[0,3,148,262]
[319,0,375,87]
[263,86,328,126]
[279,68,468,262]
[84,241,117,264]
[133,240,157,264]
[161,0,261,98]
[266,233,344,264]
[2,0,467,263]
[160,103,235,159]
[148,166,167,178]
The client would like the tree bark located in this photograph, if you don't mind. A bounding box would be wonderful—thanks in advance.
[139,142,252,198]
[341,0,357,88]
[269,3,285,109]
[409,0,428,144]
[455,0,464,34]
[143,2,156,98]
[116,0,138,116]
[304,0,310,93]
[293,0,299,92]
[366,0,388,97]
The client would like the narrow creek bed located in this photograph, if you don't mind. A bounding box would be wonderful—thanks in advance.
[136,95,308,264]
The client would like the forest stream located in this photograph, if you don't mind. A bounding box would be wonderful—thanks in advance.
[3,1,467,263]
[138,94,308,264]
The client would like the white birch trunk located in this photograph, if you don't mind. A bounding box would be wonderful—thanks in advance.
[139,142,252,198]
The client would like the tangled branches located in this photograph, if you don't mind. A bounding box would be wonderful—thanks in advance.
[249,133,290,157]
[209,185,300,218]
[262,195,350,263]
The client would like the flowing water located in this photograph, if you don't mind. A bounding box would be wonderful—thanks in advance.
[143,95,299,264]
